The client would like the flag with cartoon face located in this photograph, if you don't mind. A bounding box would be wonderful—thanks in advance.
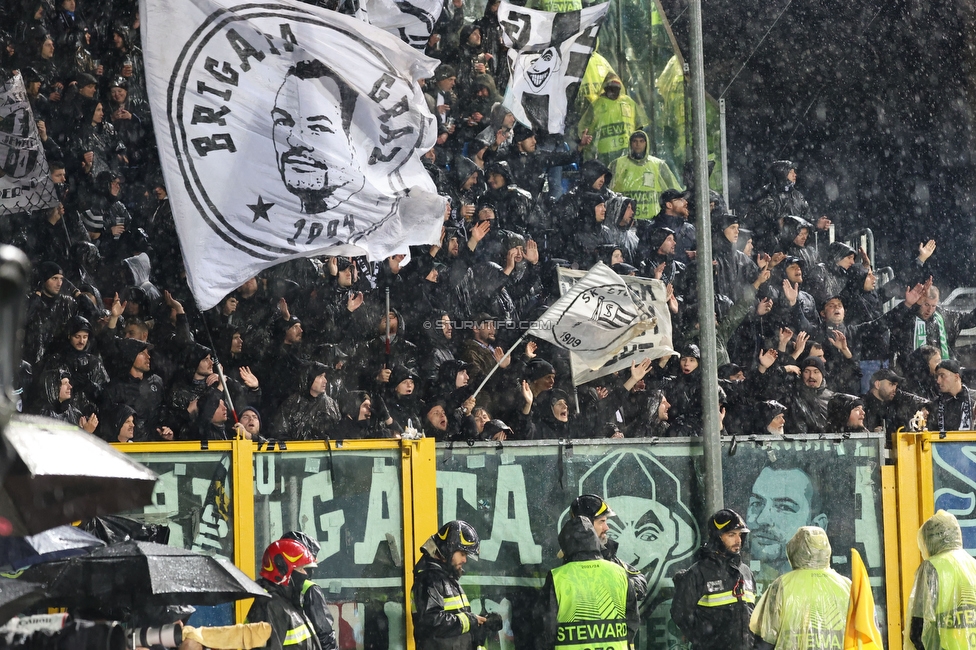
[499,0,609,134]
[141,0,444,309]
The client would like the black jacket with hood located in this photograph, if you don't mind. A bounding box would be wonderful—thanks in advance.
[671,527,757,650]
[535,517,639,650]
[411,537,479,650]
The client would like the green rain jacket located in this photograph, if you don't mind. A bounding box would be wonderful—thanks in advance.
[610,130,682,220]
[750,526,852,650]
[906,510,976,650]
[577,73,649,166]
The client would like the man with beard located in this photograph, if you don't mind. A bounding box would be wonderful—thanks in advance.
[610,130,681,221]
[824,393,869,433]
[536,516,639,650]
[862,368,928,444]
[641,226,687,289]
[931,359,976,431]
[746,465,827,596]
[748,352,834,434]
[671,509,758,650]
[644,189,696,262]
[247,539,321,650]
[272,59,364,214]
[412,521,487,650]
[569,494,648,601]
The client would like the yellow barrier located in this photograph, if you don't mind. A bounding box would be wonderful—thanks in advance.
[117,433,961,650]
[117,437,434,650]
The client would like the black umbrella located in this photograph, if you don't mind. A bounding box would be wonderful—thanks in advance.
[23,541,269,609]
[0,415,158,536]
[0,576,46,625]
[0,525,104,571]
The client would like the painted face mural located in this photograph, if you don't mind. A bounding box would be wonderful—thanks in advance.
[559,449,699,599]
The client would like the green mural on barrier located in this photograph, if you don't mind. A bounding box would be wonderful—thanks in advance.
[436,437,886,650]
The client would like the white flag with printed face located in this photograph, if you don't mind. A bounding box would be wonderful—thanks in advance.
[363,0,443,49]
[141,0,444,309]
[530,262,658,373]
[499,1,609,134]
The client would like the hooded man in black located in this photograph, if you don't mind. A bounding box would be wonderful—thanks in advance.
[100,337,169,440]
[37,314,108,414]
[535,515,639,650]
[272,362,341,441]
[671,509,758,650]
[24,261,78,366]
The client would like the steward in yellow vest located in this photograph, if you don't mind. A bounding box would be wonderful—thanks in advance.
[906,510,976,650]
[536,516,639,650]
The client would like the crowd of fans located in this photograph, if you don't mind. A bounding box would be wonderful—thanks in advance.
[1,0,973,447]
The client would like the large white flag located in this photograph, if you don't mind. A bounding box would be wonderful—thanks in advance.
[555,267,676,385]
[499,1,609,134]
[0,73,58,217]
[141,0,445,309]
[530,262,658,375]
[363,0,443,49]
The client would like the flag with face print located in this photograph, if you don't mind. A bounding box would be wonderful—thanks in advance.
[141,0,444,310]
[499,1,609,134]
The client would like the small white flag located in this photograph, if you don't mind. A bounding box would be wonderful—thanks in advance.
[0,73,58,217]
[141,0,445,309]
[531,262,656,370]
[363,0,444,49]
[499,1,609,134]
[554,267,677,385]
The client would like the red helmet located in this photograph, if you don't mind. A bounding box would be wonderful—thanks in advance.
[260,538,318,585]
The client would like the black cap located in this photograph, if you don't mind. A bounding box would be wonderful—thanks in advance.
[871,368,905,384]
[801,356,826,374]
[570,494,615,519]
[659,189,686,208]
[709,509,749,534]
[937,359,962,375]
[482,419,512,438]
[512,123,535,143]
[526,359,556,382]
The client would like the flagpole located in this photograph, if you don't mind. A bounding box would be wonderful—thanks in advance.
[470,333,529,403]
[688,0,724,514]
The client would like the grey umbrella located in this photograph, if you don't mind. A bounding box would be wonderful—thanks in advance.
[23,541,269,609]
[0,415,158,536]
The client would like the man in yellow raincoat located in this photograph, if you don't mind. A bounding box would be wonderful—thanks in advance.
[610,130,682,220]
[749,526,851,650]
[577,73,648,166]
[906,510,976,650]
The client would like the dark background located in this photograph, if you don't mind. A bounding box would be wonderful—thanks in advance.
[660,0,976,288]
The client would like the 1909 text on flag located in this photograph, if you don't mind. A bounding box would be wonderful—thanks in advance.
[554,267,676,385]
[141,0,445,309]
[530,262,659,376]
[499,1,609,134]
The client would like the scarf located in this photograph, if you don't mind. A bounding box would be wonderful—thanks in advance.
[938,389,973,431]
[915,311,949,359]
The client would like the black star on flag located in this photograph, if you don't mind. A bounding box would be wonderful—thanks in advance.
[247,196,274,222]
